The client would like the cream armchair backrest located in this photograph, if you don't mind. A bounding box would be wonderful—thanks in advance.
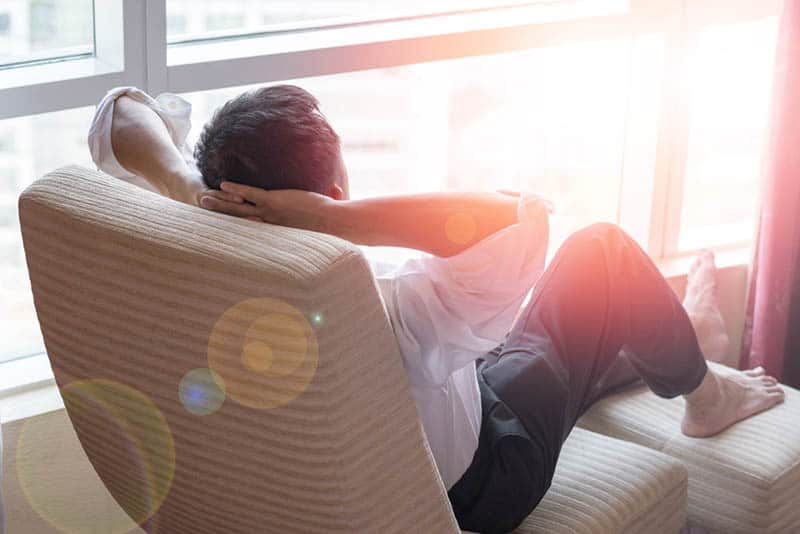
[19,166,459,533]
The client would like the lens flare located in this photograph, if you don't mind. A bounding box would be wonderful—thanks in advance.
[207,297,319,409]
[445,212,477,245]
[17,379,176,533]
[179,368,226,416]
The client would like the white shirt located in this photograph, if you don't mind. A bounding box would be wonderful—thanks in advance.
[88,87,550,490]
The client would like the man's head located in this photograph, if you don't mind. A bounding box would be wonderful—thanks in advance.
[194,84,348,200]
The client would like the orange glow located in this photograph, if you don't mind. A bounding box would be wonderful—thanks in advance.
[446,212,478,244]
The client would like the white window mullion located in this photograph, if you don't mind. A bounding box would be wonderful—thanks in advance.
[118,0,146,89]
[119,0,166,93]
[617,30,668,250]
[659,31,697,257]
[144,0,169,95]
[647,11,692,258]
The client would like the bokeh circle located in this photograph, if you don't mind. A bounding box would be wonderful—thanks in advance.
[207,298,319,409]
[445,212,477,245]
[17,379,176,533]
[179,368,226,416]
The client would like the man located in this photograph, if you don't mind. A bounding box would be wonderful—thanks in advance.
[89,85,784,534]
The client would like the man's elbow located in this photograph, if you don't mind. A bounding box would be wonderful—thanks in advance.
[111,96,142,135]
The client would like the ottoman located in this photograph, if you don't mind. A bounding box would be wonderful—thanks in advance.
[460,427,689,533]
[578,362,800,533]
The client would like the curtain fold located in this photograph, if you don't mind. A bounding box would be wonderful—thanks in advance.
[741,0,800,387]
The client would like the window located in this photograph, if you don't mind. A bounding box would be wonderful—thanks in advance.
[0,0,784,365]
[0,0,94,67]
[166,0,598,43]
[678,17,779,252]
[183,38,651,253]
[0,107,95,363]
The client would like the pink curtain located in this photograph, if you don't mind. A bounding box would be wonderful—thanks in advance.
[741,0,800,387]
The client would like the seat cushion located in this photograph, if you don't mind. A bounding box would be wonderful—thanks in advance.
[578,362,800,534]
[515,428,687,534]
[467,427,687,534]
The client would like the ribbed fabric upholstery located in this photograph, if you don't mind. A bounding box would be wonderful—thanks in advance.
[19,166,459,533]
[579,362,800,534]
[512,428,687,534]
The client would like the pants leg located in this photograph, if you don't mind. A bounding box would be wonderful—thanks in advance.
[449,223,708,533]
[487,222,708,439]
[448,356,551,534]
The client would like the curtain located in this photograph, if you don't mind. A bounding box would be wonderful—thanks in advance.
[741,0,800,387]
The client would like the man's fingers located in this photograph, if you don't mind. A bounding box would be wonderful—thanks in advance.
[200,195,261,218]
[202,190,245,203]
[496,190,521,197]
[220,181,265,203]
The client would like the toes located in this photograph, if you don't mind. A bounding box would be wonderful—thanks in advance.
[688,257,702,278]
[745,367,766,377]
[766,389,785,405]
[762,376,778,386]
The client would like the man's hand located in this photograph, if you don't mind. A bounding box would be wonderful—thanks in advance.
[200,182,333,229]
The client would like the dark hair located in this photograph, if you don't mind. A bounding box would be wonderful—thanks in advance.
[194,85,341,194]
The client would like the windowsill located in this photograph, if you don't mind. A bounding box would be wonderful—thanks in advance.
[0,353,60,424]
[0,56,121,91]
[0,243,752,426]
[654,246,752,280]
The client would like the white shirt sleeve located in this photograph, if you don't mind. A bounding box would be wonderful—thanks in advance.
[86,86,195,190]
[379,195,550,387]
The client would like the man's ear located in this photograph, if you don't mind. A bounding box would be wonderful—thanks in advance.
[329,183,344,200]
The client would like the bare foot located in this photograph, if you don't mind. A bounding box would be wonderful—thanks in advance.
[681,366,785,437]
[683,250,731,364]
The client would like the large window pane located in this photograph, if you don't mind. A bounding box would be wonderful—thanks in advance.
[182,39,640,259]
[0,107,94,363]
[678,17,779,252]
[166,0,625,43]
[0,0,94,67]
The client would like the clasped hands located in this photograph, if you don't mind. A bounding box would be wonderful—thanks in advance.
[199,182,330,228]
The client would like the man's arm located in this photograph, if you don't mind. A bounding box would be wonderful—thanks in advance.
[324,192,521,257]
[201,182,540,257]
[110,96,241,206]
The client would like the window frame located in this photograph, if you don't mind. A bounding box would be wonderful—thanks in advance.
[645,0,780,258]
[0,0,781,251]
[0,0,782,369]
[0,0,779,256]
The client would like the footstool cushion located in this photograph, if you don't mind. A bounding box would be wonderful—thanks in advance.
[499,427,688,533]
[578,362,800,533]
